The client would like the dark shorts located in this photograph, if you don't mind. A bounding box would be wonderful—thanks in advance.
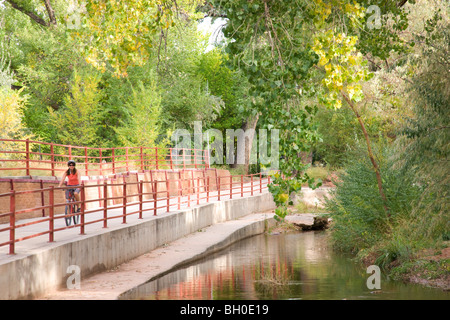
[66,185,80,199]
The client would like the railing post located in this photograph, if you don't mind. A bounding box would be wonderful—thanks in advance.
[260,172,262,193]
[49,186,54,243]
[165,171,169,212]
[204,149,209,169]
[139,180,143,219]
[202,170,207,200]
[122,180,127,223]
[197,177,200,205]
[170,148,173,170]
[25,139,30,176]
[125,147,129,172]
[85,147,89,176]
[9,190,16,254]
[215,168,219,194]
[178,171,182,196]
[251,174,253,196]
[50,143,55,177]
[194,149,197,169]
[112,148,116,175]
[155,147,159,170]
[9,190,15,255]
[80,182,85,234]
[40,179,45,217]
[99,148,103,176]
[230,175,232,199]
[218,176,221,201]
[153,181,157,216]
[241,175,243,197]
[140,147,144,171]
[206,176,210,203]
[177,173,181,210]
[102,181,108,228]
[187,177,191,207]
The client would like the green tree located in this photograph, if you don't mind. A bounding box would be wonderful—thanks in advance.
[397,9,449,241]
[47,69,104,147]
[196,49,249,133]
[0,7,39,159]
[0,88,29,140]
[114,77,164,148]
[0,43,32,156]
[207,0,366,218]
[155,19,223,132]
[312,106,360,167]
[69,0,204,77]
[0,2,86,141]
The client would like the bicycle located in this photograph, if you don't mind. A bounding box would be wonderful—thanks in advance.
[65,188,80,226]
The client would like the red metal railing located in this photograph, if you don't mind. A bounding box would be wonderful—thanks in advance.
[0,138,209,177]
[0,169,270,255]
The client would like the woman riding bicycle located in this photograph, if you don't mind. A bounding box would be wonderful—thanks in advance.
[58,160,81,212]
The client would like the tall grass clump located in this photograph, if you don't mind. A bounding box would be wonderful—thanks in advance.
[324,145,423,268]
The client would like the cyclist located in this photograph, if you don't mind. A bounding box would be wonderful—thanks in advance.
[58,160,81,212]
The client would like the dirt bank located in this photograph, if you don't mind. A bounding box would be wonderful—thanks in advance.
[391,247,450,291]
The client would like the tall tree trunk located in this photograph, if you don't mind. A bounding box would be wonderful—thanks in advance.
[230,113,259,175]
[243,113,259,175]
[43,0,57,26]
[342,92,390,216]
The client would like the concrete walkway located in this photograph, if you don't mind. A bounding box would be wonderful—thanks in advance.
[39,212,275,300]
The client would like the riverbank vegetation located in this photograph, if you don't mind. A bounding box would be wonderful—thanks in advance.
[323,2,449,288]
[1,0,448,289]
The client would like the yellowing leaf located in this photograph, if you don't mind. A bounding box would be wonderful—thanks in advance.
[319,55,328,66]
[278,193,289,203]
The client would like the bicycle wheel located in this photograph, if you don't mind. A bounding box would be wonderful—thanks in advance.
[65,202,73,226]
[73,206,80,225]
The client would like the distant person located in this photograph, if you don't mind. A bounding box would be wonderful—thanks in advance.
[59,160,81,212]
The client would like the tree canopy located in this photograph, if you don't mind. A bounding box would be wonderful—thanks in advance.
[1,0,448,236]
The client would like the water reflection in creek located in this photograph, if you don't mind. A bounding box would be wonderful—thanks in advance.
[120,231,448,300]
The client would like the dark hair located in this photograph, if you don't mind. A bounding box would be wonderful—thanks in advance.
[66,168,77,176]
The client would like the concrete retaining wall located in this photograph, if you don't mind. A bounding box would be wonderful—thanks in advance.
[0,191,275,300]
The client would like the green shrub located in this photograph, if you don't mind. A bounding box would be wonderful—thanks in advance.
[325,145,421,256]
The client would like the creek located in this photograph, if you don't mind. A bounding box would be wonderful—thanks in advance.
[120,231,448,300]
